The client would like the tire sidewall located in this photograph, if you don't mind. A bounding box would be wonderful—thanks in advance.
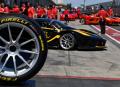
[0,14,47,82]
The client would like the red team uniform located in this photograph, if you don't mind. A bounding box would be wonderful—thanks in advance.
[0,7,4,13]
[97,9,109,19]
[47,9,53,19]
[21,4,26,12]
[52,6,58,19]
[4,6,10,13]
[108,7,113,16]
[28,6,35,18]
[12,5,20,13]
[37,6,46,18]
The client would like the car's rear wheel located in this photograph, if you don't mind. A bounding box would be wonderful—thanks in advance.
[60,33,75,50]
[0,14,47,82]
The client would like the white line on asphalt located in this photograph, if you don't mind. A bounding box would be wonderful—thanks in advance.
[106,26,120,33]
[91,25,120,44]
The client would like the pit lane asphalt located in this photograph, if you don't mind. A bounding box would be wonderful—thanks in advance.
[1,20,120,87]
[37,20,120,78]
[110,26,120,31]
[1,77,120,87]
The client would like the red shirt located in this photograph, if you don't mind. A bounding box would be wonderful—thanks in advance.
[64,10,69,15]
[0,7,4,13]
[97,9,109,19]
[77,9,81,15]
[47,9,53,18]
[12,6,20,13]
[37,8,46,17]
[21,6,26,12]
[4,6,10,13]
[28,7,35,18]
[52,7,58,15]
[108,8,113,16]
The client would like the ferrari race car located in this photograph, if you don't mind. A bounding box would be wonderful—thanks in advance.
[80,14,120,25]
[60,11,77,21]
[80,14,99,25]
[0,14,48,82]
[35,18,106,50]
[105,17,120,25]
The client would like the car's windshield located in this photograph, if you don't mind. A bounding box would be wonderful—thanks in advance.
[50,20,73,30]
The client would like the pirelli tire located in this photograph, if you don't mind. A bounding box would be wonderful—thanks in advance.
[0,14,48,82]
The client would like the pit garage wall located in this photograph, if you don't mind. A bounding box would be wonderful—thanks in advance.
[113,0,120,16]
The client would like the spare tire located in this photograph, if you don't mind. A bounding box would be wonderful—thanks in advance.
[0,14,48,82]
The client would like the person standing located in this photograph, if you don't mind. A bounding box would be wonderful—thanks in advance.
[52,5,58,19]
[77,8,81,19]
[108,7,113,17]
[47,7,53,19]
[21,3,26,13]
[0,4,4,13]
[4,5,10,13]
[28,4,35,18]
[12,4,20,13]
[97,6,109,34]
[64,8,69,24]
[36,6,46,18]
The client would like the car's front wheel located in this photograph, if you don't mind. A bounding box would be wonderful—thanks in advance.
[60,33,75,50]
[0,14,47,82]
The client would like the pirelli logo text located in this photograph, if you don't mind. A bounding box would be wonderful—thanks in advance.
[0,18,29,25]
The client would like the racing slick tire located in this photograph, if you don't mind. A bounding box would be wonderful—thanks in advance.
[80,18,85,25]
[0,14,48,82]
[60,33,76,50]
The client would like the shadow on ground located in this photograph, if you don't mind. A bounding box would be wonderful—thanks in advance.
[33,76,120,87]
[0,76,119,87]
[48,47,107,51]
[0,80,35,87]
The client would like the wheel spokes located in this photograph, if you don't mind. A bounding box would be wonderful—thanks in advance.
[61,34,74,49]
[0,36,9,44]
[20,38,35,46]
[0,53,6,63]
[0,23,40,77]
[19,49,39,54]
[8,24,13,42]
[13,56,17,75]
[15,27,24,43]
[17,54,31,68]
[0,46,5,49]
[0,55,9,72]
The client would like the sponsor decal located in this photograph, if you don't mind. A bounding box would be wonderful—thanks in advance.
[39,36,45,51]
[0,76,17,81]
[0,18,29,25]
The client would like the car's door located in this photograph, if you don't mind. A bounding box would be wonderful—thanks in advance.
[40,21,60,43]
